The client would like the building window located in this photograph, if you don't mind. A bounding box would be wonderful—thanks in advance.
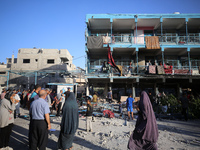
[0,72,6,74]
[8,58,12,63]
[35,59,38,62]
[14,59,17,63]
[7,64,11,68]
[23,59,30,63]
[47,59,54,64]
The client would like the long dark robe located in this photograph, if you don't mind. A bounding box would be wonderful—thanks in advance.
[58,92,79,149]
[128,91,158,150]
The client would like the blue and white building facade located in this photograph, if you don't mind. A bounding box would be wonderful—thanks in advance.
[85,13,200,98]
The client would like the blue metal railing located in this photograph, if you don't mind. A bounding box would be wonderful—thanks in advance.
[89,34,200,45]
[88,65,200,76]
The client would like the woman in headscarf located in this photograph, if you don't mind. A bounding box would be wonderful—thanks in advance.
[58,92,79,150]
[0,91,16,150]
[128,91,158,150]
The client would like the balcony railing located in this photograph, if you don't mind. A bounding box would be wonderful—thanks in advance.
[89,34,200,45]
[88,65,200,76]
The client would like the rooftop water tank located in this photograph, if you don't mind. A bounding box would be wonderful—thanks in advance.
[173,12,180,14]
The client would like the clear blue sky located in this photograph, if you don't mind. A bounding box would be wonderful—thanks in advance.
[0,0,200,69]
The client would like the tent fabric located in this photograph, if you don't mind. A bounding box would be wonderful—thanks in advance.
[174,69,191,74]
[107,46,121,74]
[87,36,103,49]
[103,110,114,118]
[145,36,160,49]
[156,66,165,74]
[148,65,156,74]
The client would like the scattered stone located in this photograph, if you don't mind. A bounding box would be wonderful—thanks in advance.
[109,131,113,137]
[82,131,88,135]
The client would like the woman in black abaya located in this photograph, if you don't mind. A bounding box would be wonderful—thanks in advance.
[128,91,159,150]
[58,92,79,150]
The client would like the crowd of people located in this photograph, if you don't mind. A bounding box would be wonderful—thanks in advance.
[0,84,192,150]
[0,85,79,150]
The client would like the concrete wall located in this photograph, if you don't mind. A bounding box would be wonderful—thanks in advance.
[11,48,74,71]
[1,48,76,90]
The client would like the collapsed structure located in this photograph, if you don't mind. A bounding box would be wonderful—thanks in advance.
[85,13,200,99]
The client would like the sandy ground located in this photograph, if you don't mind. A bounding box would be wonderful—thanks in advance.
[9,108,200,150]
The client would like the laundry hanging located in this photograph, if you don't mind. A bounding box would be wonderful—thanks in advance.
[145,36,160,49]
[87,36,103,49]
[107,45,121,75]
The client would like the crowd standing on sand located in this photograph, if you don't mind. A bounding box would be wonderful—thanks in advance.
[0,83,193,150]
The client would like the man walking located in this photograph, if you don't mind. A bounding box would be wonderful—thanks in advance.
[29,90,51,150]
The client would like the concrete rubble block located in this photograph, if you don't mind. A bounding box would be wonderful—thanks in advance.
[82,131,88,135]
[78,131,82,136]
[109,131,113,137]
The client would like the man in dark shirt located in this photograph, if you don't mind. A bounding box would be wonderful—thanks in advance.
[179,93,189,121]
[86,98,93,132]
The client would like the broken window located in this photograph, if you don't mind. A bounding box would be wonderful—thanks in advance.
[23,59,30,63]
[47,59,54,64]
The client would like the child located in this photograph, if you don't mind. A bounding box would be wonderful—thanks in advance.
[126,94,134,121]
[86,98,93,132]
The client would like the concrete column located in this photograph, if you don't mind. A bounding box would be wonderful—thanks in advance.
[154,83,157,95]
[132,84,136,98]
[75,84,77,98]
[135,15,138,44]
[177,84,182,99]
[103,83,108,97]
[6,71,10,90]
[35,72,37,85]
[86,83,89,96]
[187,48,191,74]
[11,54,14,64]
[91,85,94,95]
[160,17,163,43]
[136,47,139,74]
[28,77,30,89]
[185,18,188,44]
[162,47,165,65]
[109,83,112,91]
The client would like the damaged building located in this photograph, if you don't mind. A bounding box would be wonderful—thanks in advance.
[85,13,200,99]
[0,48,76,90]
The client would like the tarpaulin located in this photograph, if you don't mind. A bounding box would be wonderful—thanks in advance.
[174,69,191,74]
[157,66,165,74]
[87,36,103,49]
[145,36,160,49]
[148,65,156,74]
[103,110,115,118]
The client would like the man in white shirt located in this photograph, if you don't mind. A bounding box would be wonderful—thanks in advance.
[13,89,21,118]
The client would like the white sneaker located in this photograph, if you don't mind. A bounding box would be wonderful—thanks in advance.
[5,147,13,150]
